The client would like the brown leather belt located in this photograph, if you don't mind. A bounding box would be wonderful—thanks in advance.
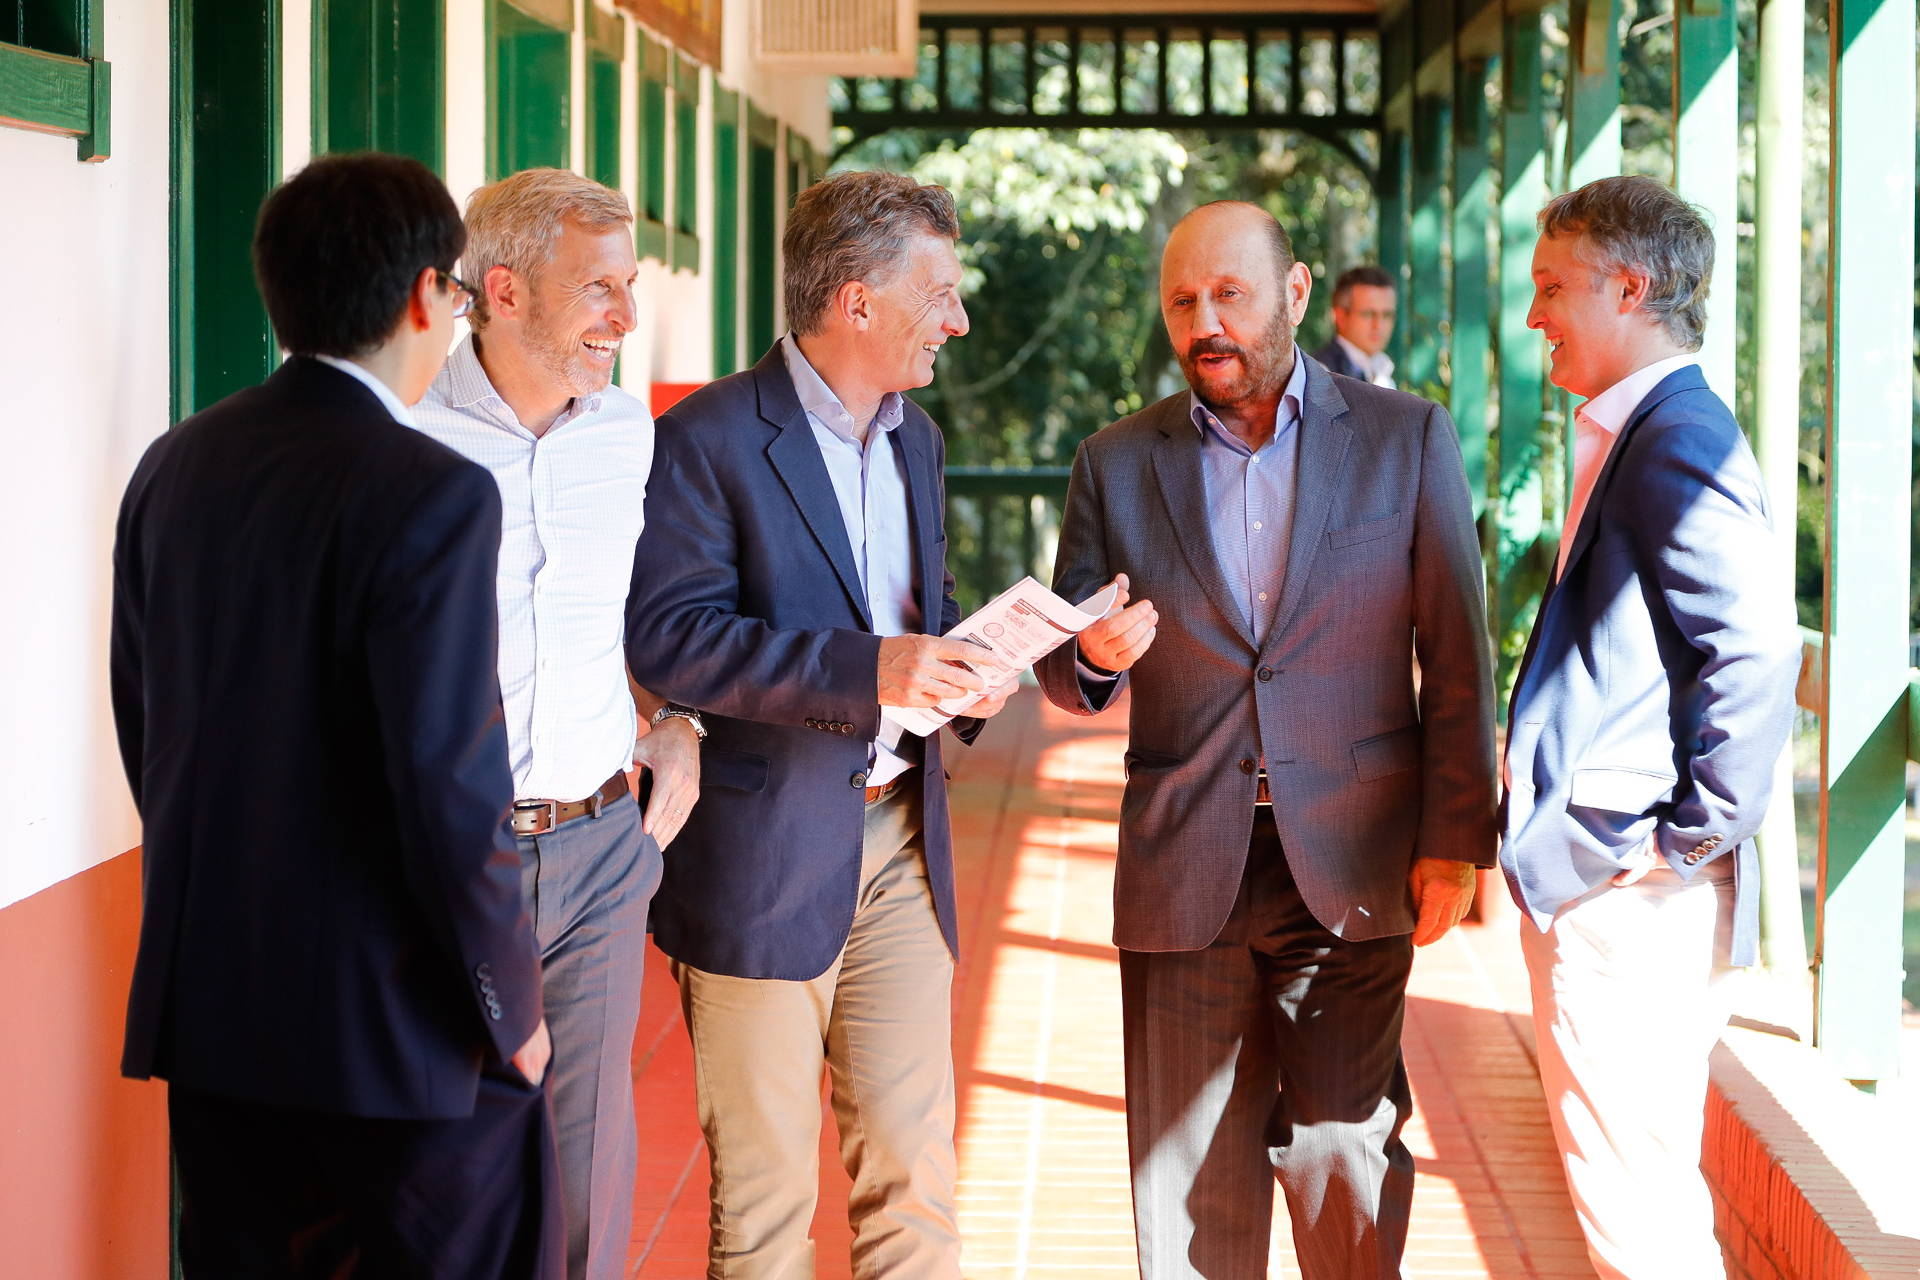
[864,779,901,805]
[511,771,629,837]
[1255,770,1272,806]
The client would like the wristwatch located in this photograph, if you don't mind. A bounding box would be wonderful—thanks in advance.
[650,703,707,741]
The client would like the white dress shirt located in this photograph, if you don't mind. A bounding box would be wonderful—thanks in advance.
[312,354,415,427]
[780,335,922,788]
[1334,334,1396,387]
[412,335,654,802]
[1555,352,1700,578]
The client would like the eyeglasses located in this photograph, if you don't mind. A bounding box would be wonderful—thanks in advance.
[438,270,477,319]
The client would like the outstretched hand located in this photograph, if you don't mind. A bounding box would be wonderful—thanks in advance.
[1077,574,1158,673]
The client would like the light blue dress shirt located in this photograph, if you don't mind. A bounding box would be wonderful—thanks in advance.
[780,335,923,786]
[1188,351,1307,645]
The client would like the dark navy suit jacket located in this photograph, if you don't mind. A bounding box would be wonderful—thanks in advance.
[625,344,977,980]
[1311,337,1366,382]
[1500,365,1801,965]
[111,357,541,1118]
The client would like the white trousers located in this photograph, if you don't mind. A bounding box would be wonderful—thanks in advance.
[1521,863,1739,1280]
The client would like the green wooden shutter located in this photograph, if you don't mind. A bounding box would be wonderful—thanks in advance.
[488,0,571,180]
[312,0,444,171]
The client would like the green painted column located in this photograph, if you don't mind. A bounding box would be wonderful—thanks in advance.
[1564,0,1620,189]
[1377,125,1410,369]
[1816,0,1914,1086]
[1404,0,1453,397]
[1493,3,1548,699]
[1449,55,1493,519]
[1407,97,1450,395]
[711,88,741,375]
[1752,0,1806,981]
[1672,0,1738,400]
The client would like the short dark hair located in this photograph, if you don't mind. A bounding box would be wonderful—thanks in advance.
[1537,175,1713,349]
[783,171,961,336]
[1332,265,1395,307]
[252,153,466,357]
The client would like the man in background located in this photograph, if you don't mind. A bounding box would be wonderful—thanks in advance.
[413,167,698,1280]
[1313,264,1398,387]
[112,153,556,1277]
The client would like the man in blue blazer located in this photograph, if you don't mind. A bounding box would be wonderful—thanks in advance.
[1503,175,1801,1280]
[111,155,557,1277]
[624,171,1012,1279]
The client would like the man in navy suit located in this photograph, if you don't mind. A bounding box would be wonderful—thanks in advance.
[624,171,1013,1279]
[1502,175,1801,1280]
[1311,265,1398,387]
[111,154,558,1278]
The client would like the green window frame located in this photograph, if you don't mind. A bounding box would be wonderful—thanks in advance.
[711,87,740,373]
[584,4,623,192]
[670,53,701,271]
[171,0,280,417]
[312,0,443,170]
[487,0,570,181]
[633,35,669,262]
[745,104,779,358]
[0,0,110,160]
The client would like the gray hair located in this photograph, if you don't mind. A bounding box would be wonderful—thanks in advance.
[1537,175,1713,350]
[783,171,960,336]
[463,168,632,329]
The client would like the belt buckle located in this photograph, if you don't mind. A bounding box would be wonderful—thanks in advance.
[513,798,559,835]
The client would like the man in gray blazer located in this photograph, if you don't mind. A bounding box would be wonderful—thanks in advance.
[1503,176,1800,1280]
[1037,201,1497,1279]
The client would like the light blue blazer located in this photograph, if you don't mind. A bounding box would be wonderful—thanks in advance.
[1500,364,1801,965]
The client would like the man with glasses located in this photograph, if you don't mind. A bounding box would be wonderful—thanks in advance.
[412,167,692,1280]
[1313,265,1399,388]
[112,153,559,1277]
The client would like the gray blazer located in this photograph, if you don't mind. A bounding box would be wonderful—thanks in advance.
[1037,356,1498,951]
[1500,365,1801,966]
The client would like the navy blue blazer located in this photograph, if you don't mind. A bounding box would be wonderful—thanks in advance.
[1311,337,1367,383]
[111,358,541,1118]
[1500,365,1801,965]
[625,344,977,980]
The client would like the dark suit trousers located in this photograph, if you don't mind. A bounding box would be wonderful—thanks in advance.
[1120,810,1415,1280]
[169,1070,563,1280]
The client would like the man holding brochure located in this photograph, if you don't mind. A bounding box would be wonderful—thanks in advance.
[624,171,1012,1280]
[1037,201,1497,1279]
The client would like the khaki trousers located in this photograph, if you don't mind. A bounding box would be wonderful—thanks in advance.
[670,785,961,1280]
[1522,861,1739,1280]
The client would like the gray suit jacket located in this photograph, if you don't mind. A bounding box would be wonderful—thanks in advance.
[1500,365,1801,966]
[1037,356,1497,951]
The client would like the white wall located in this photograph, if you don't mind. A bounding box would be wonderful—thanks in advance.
[0,0,831,909]
[0,3,173,907]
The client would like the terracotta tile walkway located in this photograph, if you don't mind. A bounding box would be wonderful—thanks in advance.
[628,693,1590,1279]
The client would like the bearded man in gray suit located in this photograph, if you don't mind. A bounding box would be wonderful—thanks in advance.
[1037,201,1497,1279]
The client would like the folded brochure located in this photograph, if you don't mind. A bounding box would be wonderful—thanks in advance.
[882,577,1122,738]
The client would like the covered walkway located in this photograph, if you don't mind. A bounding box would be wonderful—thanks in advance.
[624,693,1589,1278]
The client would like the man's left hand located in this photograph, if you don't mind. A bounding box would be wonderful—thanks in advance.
[967,675,1019,720]
[1408,858,1478,947]
[632,717,700,849]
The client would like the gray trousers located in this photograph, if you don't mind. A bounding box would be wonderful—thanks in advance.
[518,786,662,1280]
[1120,809,1415,1280]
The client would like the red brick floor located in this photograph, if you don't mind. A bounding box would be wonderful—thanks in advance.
[627,693,1591,1278]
